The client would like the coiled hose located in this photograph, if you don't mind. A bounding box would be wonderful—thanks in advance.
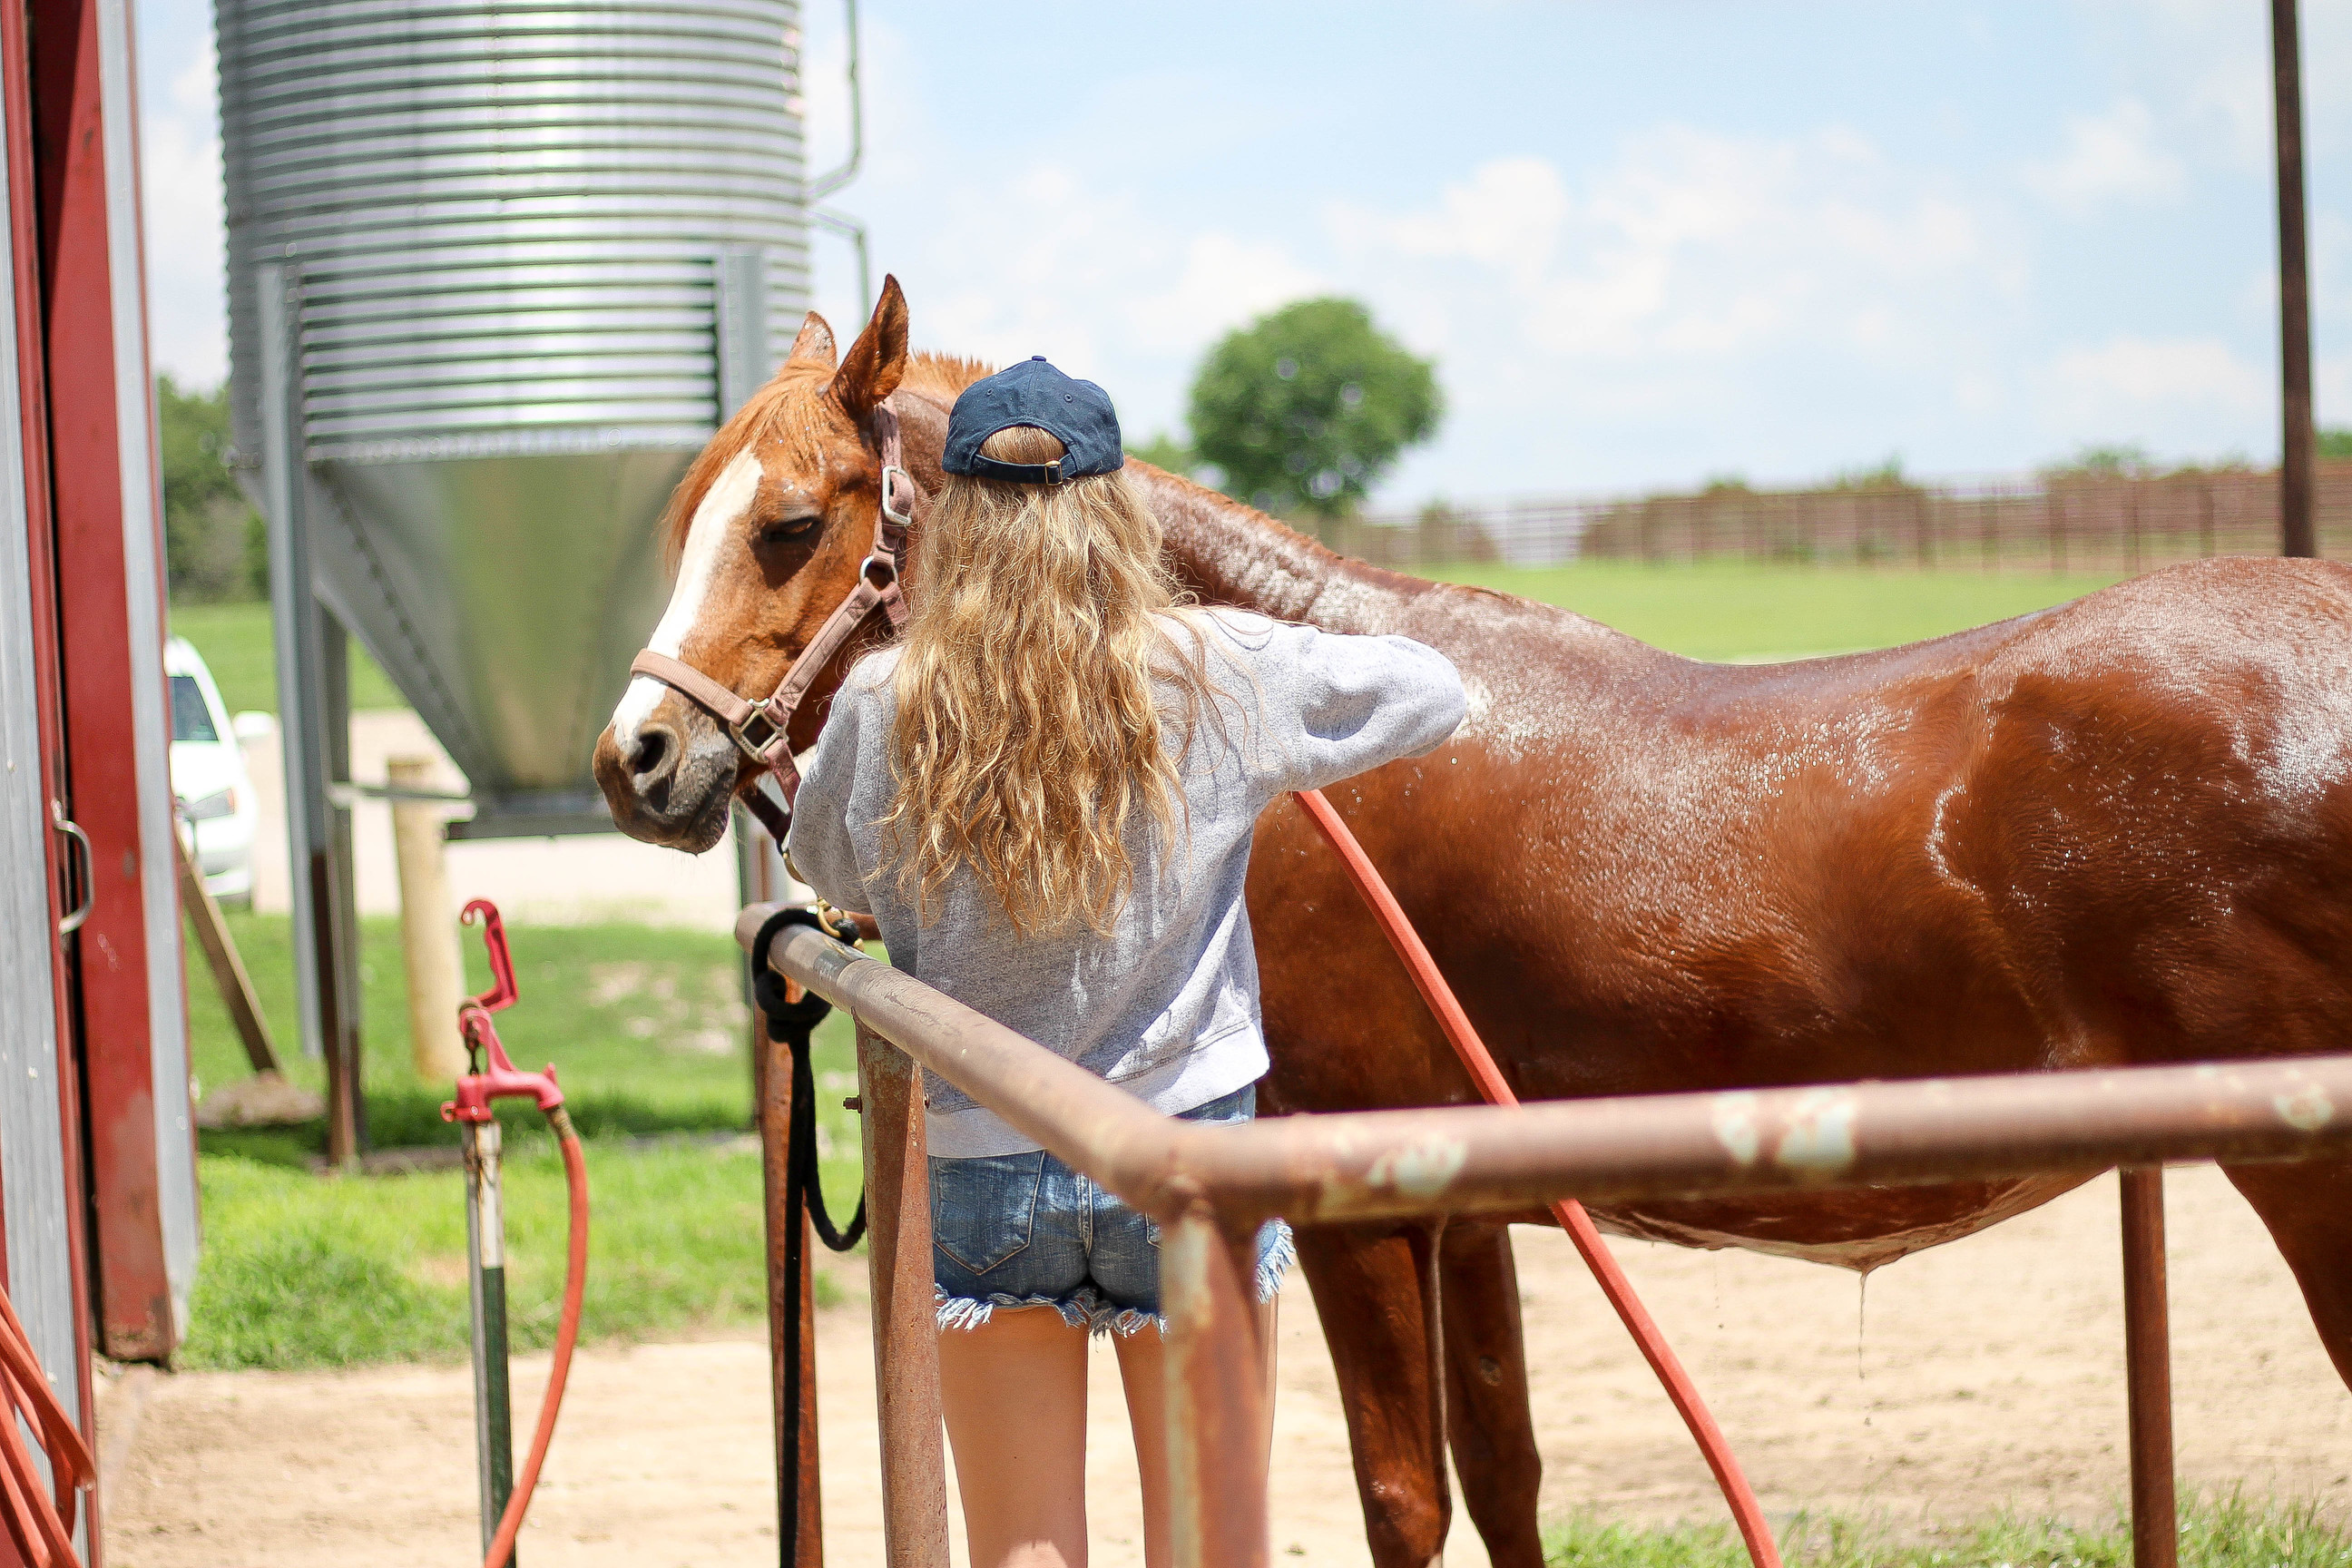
[479,1105,589,1568]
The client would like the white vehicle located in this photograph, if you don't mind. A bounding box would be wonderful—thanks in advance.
[165,636,260,906]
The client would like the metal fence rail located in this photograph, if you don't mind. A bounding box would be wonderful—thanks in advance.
[1334,459,2352,574]
[740,903,2352,1568]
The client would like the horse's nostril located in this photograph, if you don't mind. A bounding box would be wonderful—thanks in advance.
[630,727,672,780]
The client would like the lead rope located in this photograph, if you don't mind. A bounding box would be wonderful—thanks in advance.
[1292,787,1782,1568]
[751,906,869,1565]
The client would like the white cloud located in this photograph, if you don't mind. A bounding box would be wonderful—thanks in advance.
[2042,334,2269,437]
[1351,155,1568,289]
[1123,232,1323,354]
[140,44,226,385]
[1335,129,2004,374]
[2022,98,2188,213]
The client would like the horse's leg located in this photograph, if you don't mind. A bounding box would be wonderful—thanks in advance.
[2224,1158,2352,1389]
[1440,1220,1545,1568]
[1298,1221,1450,1568]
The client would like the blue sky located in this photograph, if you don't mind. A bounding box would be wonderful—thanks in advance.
[135,1,2348,503]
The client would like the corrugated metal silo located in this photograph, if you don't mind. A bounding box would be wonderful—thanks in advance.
[213,0,817,1092]
[217,0,808,829]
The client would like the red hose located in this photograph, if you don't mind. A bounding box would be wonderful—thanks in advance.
[481,1112,590,1568]
[1294,788,1780,1568]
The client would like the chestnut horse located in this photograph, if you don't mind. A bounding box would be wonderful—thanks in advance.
[596,279,2352,1566]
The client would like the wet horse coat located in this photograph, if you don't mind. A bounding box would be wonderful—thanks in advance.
[595,280,2352,1568]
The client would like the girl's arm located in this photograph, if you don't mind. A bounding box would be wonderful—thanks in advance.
[1242,619,1468,793]
[783,679,870,914]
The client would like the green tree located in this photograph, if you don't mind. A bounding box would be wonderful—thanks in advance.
[157,375,265,603]
[2321,427,2352,459]
[1186,298,1440,521]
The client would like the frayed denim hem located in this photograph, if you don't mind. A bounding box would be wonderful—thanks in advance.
[934,1287,1099,1335]
[1254,1218,1297,1304]
[935,1220,1296,1339]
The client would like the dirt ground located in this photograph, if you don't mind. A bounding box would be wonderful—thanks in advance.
[100,1166,2350,1567]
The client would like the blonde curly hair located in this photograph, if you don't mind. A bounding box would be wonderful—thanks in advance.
[877,425,1221,936]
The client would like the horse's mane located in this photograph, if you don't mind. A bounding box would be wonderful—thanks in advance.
[660,349,997,564]
[897,352,994,404]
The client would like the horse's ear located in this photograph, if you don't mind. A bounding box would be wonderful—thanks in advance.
[828,273,908,417]
[786,311,838,371]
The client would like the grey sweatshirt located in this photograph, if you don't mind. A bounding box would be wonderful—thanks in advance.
[788,609,1467,1157]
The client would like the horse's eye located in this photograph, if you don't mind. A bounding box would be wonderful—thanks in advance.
[759,511,820,545]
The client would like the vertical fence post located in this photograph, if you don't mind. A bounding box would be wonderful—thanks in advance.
[389,756,466,1083]
[857,1021,951,1568]
[1161,1206,1270,1568]
[2272,0,2317,558]
[2121,1167,2178,1568]
[758,1013,824,1565]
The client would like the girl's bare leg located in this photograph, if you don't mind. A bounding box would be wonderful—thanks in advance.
[1115,1297,1279,1568]
[939,1307,1092,1568]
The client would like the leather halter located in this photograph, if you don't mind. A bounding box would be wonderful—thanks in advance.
[629,399,921,842]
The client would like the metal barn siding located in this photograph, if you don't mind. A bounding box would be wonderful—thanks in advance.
[1,0,103,1542]
[0,139,84,1492]
[30,0,198,1364]
[216,0,811,828]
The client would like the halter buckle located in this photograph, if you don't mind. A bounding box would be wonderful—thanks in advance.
[730,705,784,761]
[880,465,915,528]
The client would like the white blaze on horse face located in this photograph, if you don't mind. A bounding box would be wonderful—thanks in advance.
[611,449,762,747]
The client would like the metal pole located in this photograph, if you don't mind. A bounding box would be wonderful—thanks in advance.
[855,1020,949,1568]
[2273,0,2317,558]
[255,261,361,1164]
[320,613,366,1152]
[2121,1167,2177,1568]
[759,1012,824,1566]
[1161,1207,1271,1568]
[465,1117,518,1561]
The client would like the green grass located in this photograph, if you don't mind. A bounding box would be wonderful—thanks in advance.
[169,598,407,714]
[1425,560,2126,662]
[1545,1494,2352,1567]
[186,911,788,1154]
[184,1137,814,1368]
[182,910,866,1368]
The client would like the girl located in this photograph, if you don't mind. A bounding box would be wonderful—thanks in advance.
[789,357,1465,1568]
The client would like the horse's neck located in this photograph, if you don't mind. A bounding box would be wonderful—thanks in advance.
[1129,467,1429,632]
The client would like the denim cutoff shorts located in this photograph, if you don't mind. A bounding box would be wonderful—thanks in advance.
[931,1084,1294,1338]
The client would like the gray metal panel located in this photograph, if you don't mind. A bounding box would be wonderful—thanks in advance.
[97,0,199,1336]
[219,0,808,816]
[0,118,84,1446]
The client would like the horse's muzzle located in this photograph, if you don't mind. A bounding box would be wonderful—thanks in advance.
[593,698,737,853]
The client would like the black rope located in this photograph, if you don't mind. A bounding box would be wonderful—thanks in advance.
[750,906,869,1567]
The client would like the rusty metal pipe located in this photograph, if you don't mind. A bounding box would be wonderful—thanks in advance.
[1161,1207,1271,1568]
[741,906,2352,1226]
[855,1021,952,1568]
[2122,1168,2179,1568]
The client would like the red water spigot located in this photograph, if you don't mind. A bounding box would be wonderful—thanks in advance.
[463,898,519,1013]
[442,899,564,1123]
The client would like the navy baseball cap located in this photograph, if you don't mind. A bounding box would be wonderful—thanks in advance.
[943,357,1123,485]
